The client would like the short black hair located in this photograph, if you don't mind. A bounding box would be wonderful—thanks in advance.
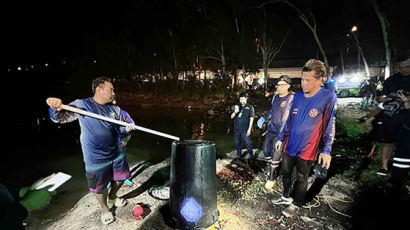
[239,92,248,98]
[92,77,112,94]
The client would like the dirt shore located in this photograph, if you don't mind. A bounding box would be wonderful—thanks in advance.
[26,97,409,230]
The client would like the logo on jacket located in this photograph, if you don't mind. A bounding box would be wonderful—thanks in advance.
[309,109,318,118]
[280,101,287,107]
[110,112,116,118]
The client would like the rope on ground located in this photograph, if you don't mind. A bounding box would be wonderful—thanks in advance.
[321,195,353,218]
[303,195,353,218]
[268,186,353,218]
[302,196,321,210]
[208,206,280,230]
[116,216,137,227]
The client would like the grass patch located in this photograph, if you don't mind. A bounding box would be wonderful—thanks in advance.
[241,176,266,200]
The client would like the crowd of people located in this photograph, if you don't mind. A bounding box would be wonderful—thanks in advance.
[359,55,410,197]
[232,59,337,217]
[1,56,408,228]
[232,56,410,217]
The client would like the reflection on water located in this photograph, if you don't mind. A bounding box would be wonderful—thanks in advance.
[14,106,236,229]
[192,122,207,140]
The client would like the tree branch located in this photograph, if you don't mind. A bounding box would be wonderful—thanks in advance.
[199,54,222,62]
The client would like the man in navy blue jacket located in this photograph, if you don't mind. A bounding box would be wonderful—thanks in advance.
[231,92,255,159]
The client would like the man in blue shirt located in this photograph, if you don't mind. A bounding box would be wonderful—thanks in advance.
[231,92,255,159]
[262,75,294,190]
[272,59,337,217]
[46,77,135,225]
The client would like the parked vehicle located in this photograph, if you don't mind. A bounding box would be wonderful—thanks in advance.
[334,73,363,97]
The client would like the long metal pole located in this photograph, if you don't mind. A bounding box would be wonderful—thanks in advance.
[61,105,180,141]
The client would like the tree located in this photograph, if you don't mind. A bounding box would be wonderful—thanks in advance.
[229,1,263,87]
[368,0,391,79]
[168,27,178,72]
[191,0,237,77]
[258,7,291,89]
[349,28,371,78]
[257,0,330,74]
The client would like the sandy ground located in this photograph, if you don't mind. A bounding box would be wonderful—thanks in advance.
[41,150,356,230]
[29,97,408,230]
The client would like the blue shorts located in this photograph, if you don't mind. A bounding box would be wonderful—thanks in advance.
[85,154,130,194]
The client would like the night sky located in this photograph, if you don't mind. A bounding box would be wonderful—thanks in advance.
[6,0,410,68]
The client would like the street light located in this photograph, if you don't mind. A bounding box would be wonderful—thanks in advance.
[351,25,358,32]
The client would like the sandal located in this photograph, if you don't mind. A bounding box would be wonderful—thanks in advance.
[101,211,115,225]
[108,197,128,208]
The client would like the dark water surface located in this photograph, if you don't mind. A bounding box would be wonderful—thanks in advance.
[6,105,236,229]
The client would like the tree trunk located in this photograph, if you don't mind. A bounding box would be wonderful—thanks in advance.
[368,0,391,79]
[264,65,268,90]
[351,32,371,78]
[182,71,186,90]
[220,38,226,76]
[358,48,371,78]
[312,31,330,75]
[169,28,178,72]
[340,49,345,75]
[242,65,246,88]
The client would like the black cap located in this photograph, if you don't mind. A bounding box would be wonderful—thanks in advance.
[278,75,291,84]
[239,92,248,98]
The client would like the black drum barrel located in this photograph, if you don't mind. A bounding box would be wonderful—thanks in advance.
[169,140,218,229]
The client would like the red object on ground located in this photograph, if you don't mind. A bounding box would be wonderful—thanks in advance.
[132,205,144,217]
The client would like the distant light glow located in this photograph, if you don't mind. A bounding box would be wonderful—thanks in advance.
[351,26,358,32]
[180,198,202,223]
[350,73,361,83]
[337,77,346,83]
[17,66,22,71]
[93,60,97,64]
[45,63,49,67]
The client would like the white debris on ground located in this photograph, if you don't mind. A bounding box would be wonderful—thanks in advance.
[337,97,362,106]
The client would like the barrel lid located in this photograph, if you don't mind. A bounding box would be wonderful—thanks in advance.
[172,140,214,146]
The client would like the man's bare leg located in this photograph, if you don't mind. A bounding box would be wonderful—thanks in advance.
[381,143,396,170]
[108,180,124,200]
[94,191,110,213]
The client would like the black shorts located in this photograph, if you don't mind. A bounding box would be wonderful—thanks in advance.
[372,114,403,144]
